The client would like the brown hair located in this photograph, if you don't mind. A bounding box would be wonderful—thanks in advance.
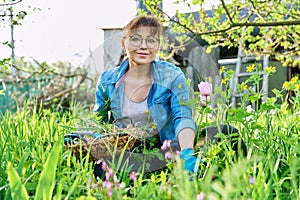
[123,15,163,37]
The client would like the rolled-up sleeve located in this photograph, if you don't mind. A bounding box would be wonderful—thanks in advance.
[170,72,197,137]
[94,74,106,112]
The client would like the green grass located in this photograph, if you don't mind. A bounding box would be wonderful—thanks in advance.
[1,74,300,199]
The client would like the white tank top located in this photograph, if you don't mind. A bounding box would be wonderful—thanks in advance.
[122,94,158,137]
[122,94,149,126]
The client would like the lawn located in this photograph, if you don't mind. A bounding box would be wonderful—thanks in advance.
[1,71,300,200]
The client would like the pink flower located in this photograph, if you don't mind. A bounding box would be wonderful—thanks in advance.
[101,160,107,171]
[198,82,212,106]
[118,182,125,190]
[198,82,212,96]
[164,151,173,159]
[160,184,163,190]
[105,168,114,181]
[103,181,113,190]
[129,171,137,181]
[249,175,255,184]
[108,189,113,197]
[105,172,110,181]
[96,159,107,171]
[196,192,205,200]
[113,175,119,183]
[161,140,172,150]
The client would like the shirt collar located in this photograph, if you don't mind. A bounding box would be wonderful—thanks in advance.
[115,58,157,88]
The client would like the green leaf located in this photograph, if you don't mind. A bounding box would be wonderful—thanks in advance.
[7,162,29,200]
[34,141,62,200]
[17,148,31,175]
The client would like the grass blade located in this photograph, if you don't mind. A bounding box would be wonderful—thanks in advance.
[7,162,29,200]
[34,141,62,200]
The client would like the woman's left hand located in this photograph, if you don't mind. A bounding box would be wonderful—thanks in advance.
[180,148,202,173]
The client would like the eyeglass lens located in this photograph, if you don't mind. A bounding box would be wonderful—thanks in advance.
[128,35,159,49]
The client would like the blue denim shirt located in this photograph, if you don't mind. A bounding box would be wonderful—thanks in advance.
[94,58,196,145]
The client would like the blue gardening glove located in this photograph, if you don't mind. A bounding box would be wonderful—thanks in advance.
[180,148,202,173]
[64,132,104,145]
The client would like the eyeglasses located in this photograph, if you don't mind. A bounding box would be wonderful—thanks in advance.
[124,34,160,49]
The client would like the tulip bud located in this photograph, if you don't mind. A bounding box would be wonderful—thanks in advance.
[198,82,212,106]
[198,82,212,96]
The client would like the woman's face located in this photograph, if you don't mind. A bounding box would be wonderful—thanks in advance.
[122,27,160,66]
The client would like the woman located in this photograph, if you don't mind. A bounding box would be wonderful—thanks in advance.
[94,15,199,173]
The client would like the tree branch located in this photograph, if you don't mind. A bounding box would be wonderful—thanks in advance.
[144,1,197,35]
[41,75,86,103]
[195,20,300,36]
[220,0,233,23]
[148,1,300,37]
[0,0,22,6]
